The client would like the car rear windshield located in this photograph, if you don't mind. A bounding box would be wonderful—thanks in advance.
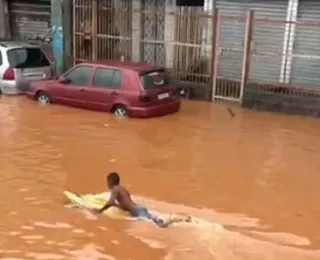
[140,69,170,89]
[7,47,50,69]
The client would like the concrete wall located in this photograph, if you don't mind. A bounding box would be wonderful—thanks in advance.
[242,84,320,118]
[131,0,141,62]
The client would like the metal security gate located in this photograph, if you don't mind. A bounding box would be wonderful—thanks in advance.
[290,0,320,85]
[244,1,288,84]
[213,0,288,102]
[172,6,209,84]
[72,0,132,64]
[141,0,166,66]
[8,0,52,59]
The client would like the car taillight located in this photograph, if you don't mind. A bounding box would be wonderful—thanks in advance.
[3,68,15,80]
[139,92,151,102]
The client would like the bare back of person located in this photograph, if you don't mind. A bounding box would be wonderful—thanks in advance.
[112,185,137,214]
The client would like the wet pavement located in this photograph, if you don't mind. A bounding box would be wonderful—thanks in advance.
[0,96,319,259]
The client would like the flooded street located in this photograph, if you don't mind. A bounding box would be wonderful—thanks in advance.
[0,96,319,260]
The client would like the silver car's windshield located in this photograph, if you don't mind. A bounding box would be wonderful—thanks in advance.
[7,47,50,69]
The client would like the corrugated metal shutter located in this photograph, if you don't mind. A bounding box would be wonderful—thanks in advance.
[9,0,52,59]
[214,0,288,83]
[291,0,320,85]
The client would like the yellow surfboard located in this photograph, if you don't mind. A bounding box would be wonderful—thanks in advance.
[63,190,130,218]
[63,190,105,209]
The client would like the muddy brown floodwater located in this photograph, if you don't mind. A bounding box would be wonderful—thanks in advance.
[0,96,320,260]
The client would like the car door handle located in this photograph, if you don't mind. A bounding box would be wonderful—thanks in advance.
[80,88,85,92]
[111,91,118,95]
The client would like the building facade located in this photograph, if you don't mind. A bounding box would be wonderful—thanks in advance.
[68,0,320,101]
[1,0,320,105]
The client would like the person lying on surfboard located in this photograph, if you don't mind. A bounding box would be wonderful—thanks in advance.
[92,172,189,227]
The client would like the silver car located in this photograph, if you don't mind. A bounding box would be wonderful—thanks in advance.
[0,41,53,95]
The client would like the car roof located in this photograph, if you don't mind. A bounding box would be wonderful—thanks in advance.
[0,40,38,50]
[82,60,163,72]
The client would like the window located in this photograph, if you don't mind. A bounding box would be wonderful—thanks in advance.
[93,68,122,89]
[140,69,170,89]
[7,47,50,68]
[65,66,93,86]
[112,70,122,87]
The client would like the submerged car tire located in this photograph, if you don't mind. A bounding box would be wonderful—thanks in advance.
[36,91,51,104]
[112,105,128,117]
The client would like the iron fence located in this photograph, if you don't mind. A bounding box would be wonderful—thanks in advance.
[72,0,132,64]
[170,7,212,86]
[72,0,213,91]
[211,12,247,102]
[71,2,320,103]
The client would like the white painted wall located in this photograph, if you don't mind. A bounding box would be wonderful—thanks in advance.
[131,0,141,62]
[201,0,215,57]
[164,0,175,68]
[280,0,299,83]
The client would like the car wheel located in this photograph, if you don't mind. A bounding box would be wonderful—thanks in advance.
[113,105,128,117]
[36,91,51,104]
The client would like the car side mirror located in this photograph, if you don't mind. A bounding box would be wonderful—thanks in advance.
[59,76,70,84]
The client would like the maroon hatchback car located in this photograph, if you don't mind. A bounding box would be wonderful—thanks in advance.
[26,61,181,118]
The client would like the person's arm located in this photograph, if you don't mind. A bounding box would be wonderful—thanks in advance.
[97,188,118,214]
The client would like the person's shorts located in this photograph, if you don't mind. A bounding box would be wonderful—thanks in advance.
[132,205,164,227]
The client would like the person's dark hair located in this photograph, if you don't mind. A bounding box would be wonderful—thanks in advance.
[107,172,120,186]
